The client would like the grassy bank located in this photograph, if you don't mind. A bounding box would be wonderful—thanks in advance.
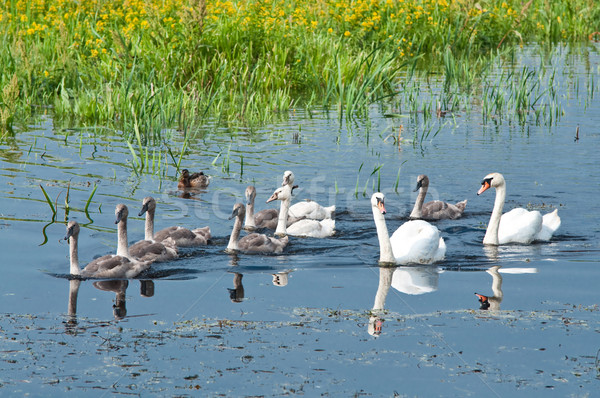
[1,0,598,138]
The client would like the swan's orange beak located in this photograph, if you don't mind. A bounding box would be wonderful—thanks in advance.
[377,200,386,214]
[475,293,488,302]
[477,181,490,195]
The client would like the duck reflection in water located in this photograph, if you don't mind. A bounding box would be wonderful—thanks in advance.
[369,265,440,336]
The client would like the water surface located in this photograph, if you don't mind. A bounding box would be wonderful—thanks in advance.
[1,46,599,396]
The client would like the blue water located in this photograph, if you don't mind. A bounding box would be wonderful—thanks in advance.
[0,46,599,396]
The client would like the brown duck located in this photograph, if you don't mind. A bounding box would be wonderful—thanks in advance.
[178,169,209,188]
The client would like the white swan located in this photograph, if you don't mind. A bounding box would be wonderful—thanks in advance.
[64,208,150,279]
[477,172,561,245]
[267,185,335,238]
[244,185,304,230]
[129,197,178,262]
[371,192,445,265]
[281,171,335,220]
[227,203,289,253]
[409,174,467,220]
[139,196,211,247]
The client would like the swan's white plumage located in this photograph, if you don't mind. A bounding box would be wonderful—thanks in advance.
[389,220,446,264]
[268,185,335,238]
[288,201,335,220]
[281,170,336,220]
[478,172,561,245]
[286,217,335,238]
[371,192,445,265]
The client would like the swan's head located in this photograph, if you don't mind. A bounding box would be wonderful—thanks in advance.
[371,192,387,214]
[282,170,295,186]
[477,172,505,195]
[229,203,246,220]
[115,204,129,224]
[139,197,156,216]
[266,185,292,203]
[65,221,80,241]
[475,293,490,310]
[414,174,430,192]
[245,186,256,204]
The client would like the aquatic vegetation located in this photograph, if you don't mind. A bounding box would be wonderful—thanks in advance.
[0,0,597,130]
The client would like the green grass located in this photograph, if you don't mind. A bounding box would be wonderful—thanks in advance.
[1,0,599,168]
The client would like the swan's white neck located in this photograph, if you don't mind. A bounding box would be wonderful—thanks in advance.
[116,217,131,258]
[275,194,291,236]
[483,184,506,245]
[373,267,394,310]
[372,206,396,264]
[227,214,243,251]
[410,185,427,219]
[245,199,256,229]
[69,234,81,276]
[145,207,155,241]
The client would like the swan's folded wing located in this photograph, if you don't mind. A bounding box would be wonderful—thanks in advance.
[422,200,466,220]
[254,209,279,229]
[238,233,288,252]
[499,208,543,244]
[287,218,335,238]
[390,220,444,264]
[82,255,141,278]
[536,209,561,241]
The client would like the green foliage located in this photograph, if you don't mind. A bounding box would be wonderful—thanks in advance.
[0,0,597,146]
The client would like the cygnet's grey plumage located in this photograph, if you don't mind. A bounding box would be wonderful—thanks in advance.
[227,203,289,253]
[129,197,179,262]
[65,206,150,279]
[410,174,467,220]
[139,196,211,247]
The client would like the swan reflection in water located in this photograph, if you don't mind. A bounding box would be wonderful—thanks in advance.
[66,278,154,333]
[474,265,538,311]
[272,270,293,287]
[369,265,440,336]
[228,273,245,303]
